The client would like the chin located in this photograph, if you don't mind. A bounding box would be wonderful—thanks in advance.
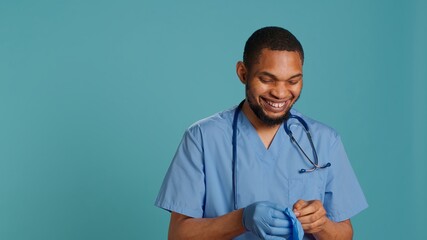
[264,109,289,119]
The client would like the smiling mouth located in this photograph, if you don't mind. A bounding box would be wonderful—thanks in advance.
[260,98,290,113]
[265,100,286,108]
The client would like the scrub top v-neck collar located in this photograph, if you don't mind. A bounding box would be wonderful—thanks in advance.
[236,108,285,163]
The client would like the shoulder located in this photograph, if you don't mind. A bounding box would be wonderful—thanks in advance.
[185,105,237,139]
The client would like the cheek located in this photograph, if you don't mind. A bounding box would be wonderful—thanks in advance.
[291,85,303,97]
[253,82,270,93]
[246,82,265,96]
[293,89,302,96]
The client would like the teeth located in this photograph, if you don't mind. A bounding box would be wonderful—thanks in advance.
[266,100,285,108]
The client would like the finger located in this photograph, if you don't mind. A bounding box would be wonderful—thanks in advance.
[300,215,327,233]
[297,207,326,225]
[265,225,292,236]
[295,201,323,218]
[269,217,292,228]
[298,214,320,225]
[295,204,316,218]
[293,199,308,211]
[284,207,298,220]
[270,209,287,219]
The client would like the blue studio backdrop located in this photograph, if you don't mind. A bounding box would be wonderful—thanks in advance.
[1,0,426,239]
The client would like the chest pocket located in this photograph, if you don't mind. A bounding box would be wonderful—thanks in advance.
[288,170,327,206]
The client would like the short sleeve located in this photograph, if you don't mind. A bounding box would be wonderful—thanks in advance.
[324,134,368,222]
[154,126,206,218]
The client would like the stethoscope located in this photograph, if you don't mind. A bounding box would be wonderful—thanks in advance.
[231,100,331,210]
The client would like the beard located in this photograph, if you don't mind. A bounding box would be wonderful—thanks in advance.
[246,84,297,127]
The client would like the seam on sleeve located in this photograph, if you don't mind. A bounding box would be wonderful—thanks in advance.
[327,201,368,222]
[155,200,204,218]
[186,125,203,154]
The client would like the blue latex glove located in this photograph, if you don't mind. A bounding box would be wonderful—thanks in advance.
[242,201,292,240]
[284,208,304,240]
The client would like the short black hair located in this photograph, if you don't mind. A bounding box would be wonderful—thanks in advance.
[243,26,304,68]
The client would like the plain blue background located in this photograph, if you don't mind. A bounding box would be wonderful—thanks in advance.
[1,0,426,239]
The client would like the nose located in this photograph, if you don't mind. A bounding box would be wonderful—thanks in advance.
[270,82,289,99]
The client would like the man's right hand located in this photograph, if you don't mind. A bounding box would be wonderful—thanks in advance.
[242,201,292,240]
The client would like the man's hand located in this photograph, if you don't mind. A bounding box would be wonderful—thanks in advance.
[292,200,353,240]
[292,200,328,234]
[243,201,292,240]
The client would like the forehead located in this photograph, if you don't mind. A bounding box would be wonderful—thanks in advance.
[254,49,303,72]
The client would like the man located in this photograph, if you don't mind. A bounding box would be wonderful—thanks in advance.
[155,26,367,240]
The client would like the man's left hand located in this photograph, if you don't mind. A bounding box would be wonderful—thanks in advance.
[292,200,330,234]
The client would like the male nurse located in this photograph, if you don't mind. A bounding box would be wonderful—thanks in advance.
[155,26,368,240]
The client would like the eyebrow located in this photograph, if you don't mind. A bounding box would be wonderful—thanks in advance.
[259,71,303,80]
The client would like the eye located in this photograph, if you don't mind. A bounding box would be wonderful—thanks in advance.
[288,79,301,85]
[259,77,273,83]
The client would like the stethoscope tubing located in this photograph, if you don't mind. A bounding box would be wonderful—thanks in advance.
[231,100,331,210]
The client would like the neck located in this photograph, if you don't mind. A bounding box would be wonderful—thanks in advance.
[241,100,281,149]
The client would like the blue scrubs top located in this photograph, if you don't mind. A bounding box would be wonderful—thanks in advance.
[155,105,368,240]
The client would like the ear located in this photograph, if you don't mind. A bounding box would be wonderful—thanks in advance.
[236,61,247,85]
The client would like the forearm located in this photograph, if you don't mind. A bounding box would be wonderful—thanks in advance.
[168,209,246,240]
[313,219,353,240]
